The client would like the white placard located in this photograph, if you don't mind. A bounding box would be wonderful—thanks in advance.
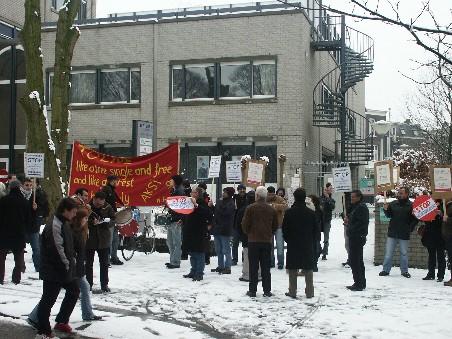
[208,155,222,178]
[226,160,242,182]
[332,167,352,193]
[433,167,452,192]
[393,167,399,184]
[247,162,264,185]
[376,163,392,187]
[291,176,300,189]
[24,153,45,178]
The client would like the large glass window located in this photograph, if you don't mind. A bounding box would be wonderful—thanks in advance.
[70,71,96,104]
[185,64,214,100]
[130,69,141,102]
[220,62,251,98]
[253,61,276,97]
[100,69,129,103]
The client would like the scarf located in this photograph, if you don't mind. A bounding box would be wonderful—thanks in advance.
[21,186,32,200]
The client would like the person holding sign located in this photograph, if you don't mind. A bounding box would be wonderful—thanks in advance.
[380,187,418,278]
[166,175,185,269]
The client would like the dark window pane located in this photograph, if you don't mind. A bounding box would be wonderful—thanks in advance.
[15,83,27,145]
[0,84,11,145]
[253,63,276,96]
[131,70,140,102]
[172,67,184,100]
[15,48,25,80]
[256,145,277,184]
[185,65,214,99]
[100,70,128,103]
[220,63,251,98]
[70,72,96,103]
[0,46,12,81]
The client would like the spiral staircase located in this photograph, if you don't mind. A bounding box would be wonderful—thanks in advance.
[311,14,375,165]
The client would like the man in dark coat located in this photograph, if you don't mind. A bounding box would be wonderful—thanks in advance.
[380,187,418,278]
[36,197,80,336]
[232,184,247,266]
[183,187,213,281]
[86,191,115,292]
[102,175,123,266]
[282,188,316,299]
[242,186,278,297]
[166,175,185,269]
[212,187,236,275]
[0,180,30,284]
[320,183,335,260]
[345,190,369,291]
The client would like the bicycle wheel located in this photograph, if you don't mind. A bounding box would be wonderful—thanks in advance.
[121,235,137,261]
[144,225,156,254]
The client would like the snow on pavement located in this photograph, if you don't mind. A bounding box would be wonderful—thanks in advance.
[0,217,451,338]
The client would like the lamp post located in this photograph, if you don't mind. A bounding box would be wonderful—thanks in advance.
[371,121,393,161]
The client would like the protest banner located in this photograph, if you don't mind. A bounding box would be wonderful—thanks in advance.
[243,160,266,188]
[208,156,222,178]
[359,178,375,196]
[226,160,242,182]
[332,167,352,193]
[412,195,439,222]
[68,141,179,206]
[24,153,45,178]
[430,165,452,199]
[374,160,394,192]
[166,196,195,215]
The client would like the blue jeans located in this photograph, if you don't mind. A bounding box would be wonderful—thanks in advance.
[214,235,232,269]
[29,277,94,322]
[166,222,182,266]
[26,231,41,272]
[189,252,205,277]
[271,228,284,267]
[383,237,409,274]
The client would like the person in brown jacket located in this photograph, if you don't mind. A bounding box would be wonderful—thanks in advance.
[242,186,278,298]
[267,186,288,269]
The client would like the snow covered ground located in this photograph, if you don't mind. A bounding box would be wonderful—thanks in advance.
[1,217,451,339]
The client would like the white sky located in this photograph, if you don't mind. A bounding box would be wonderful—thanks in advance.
[96,0,451,122]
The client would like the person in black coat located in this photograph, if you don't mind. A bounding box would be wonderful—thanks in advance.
[344,190,369,291]
[421,199,446,282]
[166,175,185,269]
[35,197,80,336]
[282,188,316,298]
[183,187,213,281]
[0,180,30,285]
[232,184,247,266]
[380,187,418,278]
[308,195,323,272]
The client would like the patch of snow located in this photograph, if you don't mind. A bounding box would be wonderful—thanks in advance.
[241,155,251,162]
[60,0,70,12]
[67,110,71,123]
[68,82,71,88]
[28,91,41,107]
[34,10,39,17]
[260,155,270,164]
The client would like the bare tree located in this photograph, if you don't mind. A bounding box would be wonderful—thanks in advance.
[21,0,81,210]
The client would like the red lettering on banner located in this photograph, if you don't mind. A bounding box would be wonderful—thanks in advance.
[69,141,179,206]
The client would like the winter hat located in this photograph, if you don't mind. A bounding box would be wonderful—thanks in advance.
[197,182,207,190]
[246,191,256,205]
[171,175,183,186]
[237,184,246,190]
[8,180,21,190]
[223,187,236,198]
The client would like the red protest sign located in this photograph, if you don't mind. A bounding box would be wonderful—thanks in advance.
[166,196,195,215]
[0,169,8,184]
[68,141,179,206]
[412,195,439,222]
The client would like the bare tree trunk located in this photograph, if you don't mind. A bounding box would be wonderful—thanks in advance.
[20,0,80,211]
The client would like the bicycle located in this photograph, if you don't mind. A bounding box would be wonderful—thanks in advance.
[119,209,157,261]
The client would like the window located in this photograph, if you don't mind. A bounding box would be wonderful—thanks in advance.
[47,67,141,105]
[253,60,276,97]
[220,62,251,98]
[70,71,96,104]
[170,58,277,101]
[185,64,214,100]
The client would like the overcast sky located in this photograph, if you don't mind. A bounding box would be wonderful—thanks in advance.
[96,0,451,122]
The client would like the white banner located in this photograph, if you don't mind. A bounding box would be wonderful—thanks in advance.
[208,155,222,178]
[376,163,392,187]
[226,160,242,182]
[332,167,352,193]
[433,167,452,192]
[24,153,45,178]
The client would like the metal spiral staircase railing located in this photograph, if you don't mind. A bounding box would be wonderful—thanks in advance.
[311,13,375,164]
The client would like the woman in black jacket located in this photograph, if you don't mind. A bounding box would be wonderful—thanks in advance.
[421,200,446,282]
[308,195,323,272]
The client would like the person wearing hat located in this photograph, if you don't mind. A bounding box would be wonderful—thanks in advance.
[211,187,236,274]
[232,184,247,266]
[102,175,124,266]
[166,175,185,269]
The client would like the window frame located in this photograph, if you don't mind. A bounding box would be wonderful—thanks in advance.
[184,63,215,102]
[69,69,97,106]
[252,59,277,99]
[99,68,129,104]
[219,61,252,100]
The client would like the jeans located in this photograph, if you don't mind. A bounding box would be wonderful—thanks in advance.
[36,279,80,335]
[86,248,110,289]
[214,235,232,269]
[0,248,25,284]
[110,227,120,261]
[30,276,95,323]
[248,242,271,293]
[349,236,366,288]
[189,252,205,277]
[322,221,331,255]
[270,229,284,267]
[427,246,446,279]
[382,237,409,274]
[166,222,182,266]
[232,229,240,264]
[26,231,41,272]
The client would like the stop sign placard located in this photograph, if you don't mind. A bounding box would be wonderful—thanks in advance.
[0,168,8,184]
[412,195,439,222]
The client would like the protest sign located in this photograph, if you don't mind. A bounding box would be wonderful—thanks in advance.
[244,160,266,188]
[332,167,352,193]
[430,165,452,199]
[359,178,375,196]
[374,160,394,192]
[24,153,45,178]
[412,195,439,222]
[208,156,222,178]
[166,196,195,215]
[69,141,179,206]
[226,160,242,182]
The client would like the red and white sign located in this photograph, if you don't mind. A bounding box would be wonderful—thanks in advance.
[0,169,8,184]
[166,196,195,215]
[412,195,439,222]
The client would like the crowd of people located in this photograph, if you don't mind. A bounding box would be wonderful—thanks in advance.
[0,172,451,339]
